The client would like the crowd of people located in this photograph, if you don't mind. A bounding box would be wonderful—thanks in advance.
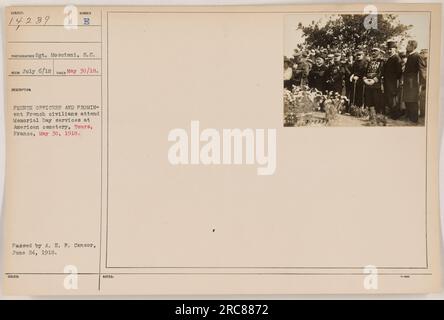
[284,40,428,123]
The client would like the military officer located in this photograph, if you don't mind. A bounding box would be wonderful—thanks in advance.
[363,47,384,114]
[293,51,311,86]
[308,55,327,92]
[326,52,345,94]
[343,53,354,104]
[326,53,335,68]
[349,50,368,107]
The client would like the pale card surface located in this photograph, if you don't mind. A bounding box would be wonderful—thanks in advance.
[2,4,442,295]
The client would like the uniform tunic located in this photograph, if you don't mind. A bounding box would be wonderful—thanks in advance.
[308,64,327,93]
[326,62,344,94]
[350,59,368,107]
[364,58,384,113]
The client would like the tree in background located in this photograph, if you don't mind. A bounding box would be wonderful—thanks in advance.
[297,14,412,52]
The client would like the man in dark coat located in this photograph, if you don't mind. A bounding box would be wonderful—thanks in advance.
[284,57,295,90]
[363,47,384,114]
[382,41,403,119]
[419,48,428,117]
[343,53,354,102]
[350,50,368,107]
[293,51,311,86]
[308,56,327,92]
[325,53,335,68]
[403,40,427,123]
[326,53,345,94]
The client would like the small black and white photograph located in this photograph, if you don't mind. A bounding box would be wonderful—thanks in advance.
[283,13,429,127]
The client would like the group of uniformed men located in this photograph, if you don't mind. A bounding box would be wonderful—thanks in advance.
[284,40,428,123]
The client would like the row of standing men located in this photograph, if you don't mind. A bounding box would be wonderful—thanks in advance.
[284,40,428,123]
